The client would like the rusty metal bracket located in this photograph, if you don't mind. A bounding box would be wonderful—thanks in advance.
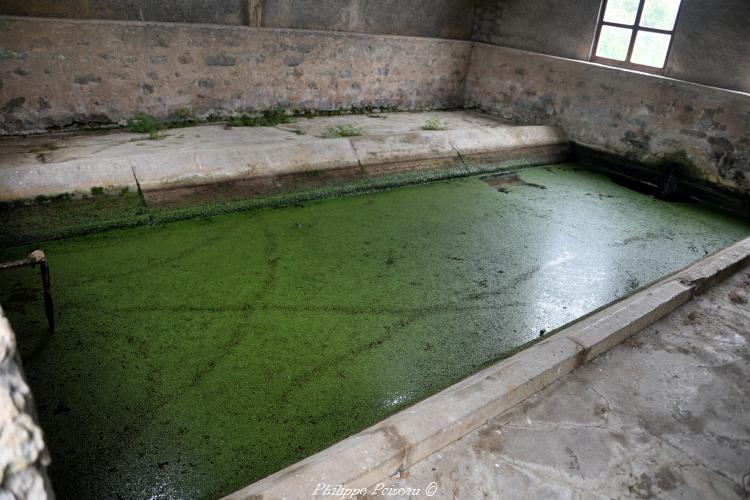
[0,250,55,332]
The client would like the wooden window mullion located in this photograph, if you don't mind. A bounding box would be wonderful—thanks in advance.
[591,0,684,73]
[601,21,672,35]
[625,0,647,63]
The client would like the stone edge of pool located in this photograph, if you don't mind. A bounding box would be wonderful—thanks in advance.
[223,235,750,500]
[0,124,569,206]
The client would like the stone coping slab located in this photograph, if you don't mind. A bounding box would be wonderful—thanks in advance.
[224,235,750,499]
[0,111,567,203]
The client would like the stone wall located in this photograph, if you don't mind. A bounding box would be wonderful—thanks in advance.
[261,0,475,39]
[0,17,472,134]
[0,0,475,39]
[471,0,600,60]
[665,0,750,95]
[471,0,750,94]
[465,44,750,195]
[0,0,247,25]
[0,306,53,499]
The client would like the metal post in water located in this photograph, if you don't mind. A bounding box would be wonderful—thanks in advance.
[0,250,55,332]
[39,260,55,332]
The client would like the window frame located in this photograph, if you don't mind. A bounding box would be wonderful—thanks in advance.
[590,0,685,74]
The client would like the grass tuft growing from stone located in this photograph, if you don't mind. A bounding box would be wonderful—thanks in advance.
[127,107,292,138]
[126,112,165,139]
[165,108,200,128]
[226,107,293,128]
[422,117,446,131]
[324,124,363,138]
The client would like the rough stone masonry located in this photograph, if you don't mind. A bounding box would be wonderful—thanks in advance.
[0,306,52,499]
[0,17,471,133]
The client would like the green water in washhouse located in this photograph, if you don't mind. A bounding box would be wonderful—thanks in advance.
[1,164,749,499]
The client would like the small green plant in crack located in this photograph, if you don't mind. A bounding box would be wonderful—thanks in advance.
[324,124,363,138]
[166,108,199,128]
[227,107,293,128]
[262,107,293,126]
[422,117,446,131]
[127,112,164,139]
[225,115,258,128]
[90,186,105,196]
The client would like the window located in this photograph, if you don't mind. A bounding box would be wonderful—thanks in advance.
[591,0,683,72]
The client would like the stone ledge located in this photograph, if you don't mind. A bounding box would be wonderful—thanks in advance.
[132,138,361,192]
[0,160,139,202]
[675,237,750,293]
[0,112,569,205]
[564,280,693,363]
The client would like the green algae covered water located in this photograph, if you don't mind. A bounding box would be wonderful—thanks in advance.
[1,164,749,498]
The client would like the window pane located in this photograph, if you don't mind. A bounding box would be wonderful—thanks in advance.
[596,25,633,61]
[603,0,640,25]
[630,31,671,67]
[640,0,681,30]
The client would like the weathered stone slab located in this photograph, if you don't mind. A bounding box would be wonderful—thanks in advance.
[0,159,137,201]
[0,112,568,203]
[566,280,693,362]
[676,237,750,293]
[130,139,360,192]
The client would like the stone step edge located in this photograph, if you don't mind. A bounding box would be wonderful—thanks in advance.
[0,126,568,202]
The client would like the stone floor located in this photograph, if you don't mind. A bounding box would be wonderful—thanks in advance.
[0,110,506,168]
[370,266,750,499]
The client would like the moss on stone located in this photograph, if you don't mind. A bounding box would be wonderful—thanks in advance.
[324,124,363,138]
[126,112,165,139]
[0,162,519,248]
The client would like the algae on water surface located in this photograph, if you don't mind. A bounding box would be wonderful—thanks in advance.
[1,164,749,499]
